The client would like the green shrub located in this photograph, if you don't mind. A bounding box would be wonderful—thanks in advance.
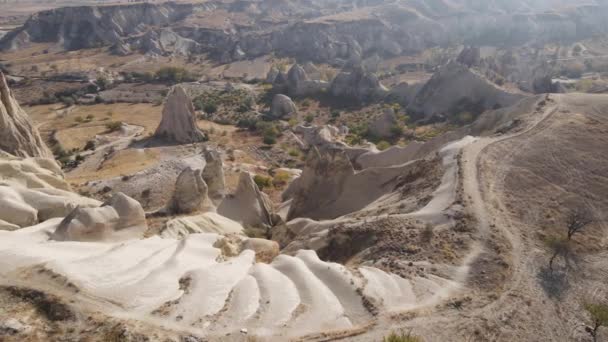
[204,103,218,114]
[105,121,123,132]
[253,175,273,190]
[288,149,300,157]
[74,116,84,123]
[154,66,196,84]
[305,114,314,124]
[377,141,391,151]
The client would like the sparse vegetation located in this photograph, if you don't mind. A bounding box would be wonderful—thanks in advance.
[253,175,273,190]
[105,121,123,133]
[585,302,608,342]
[383,330,423,342]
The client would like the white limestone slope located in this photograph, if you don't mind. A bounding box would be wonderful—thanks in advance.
[0,223,457,339]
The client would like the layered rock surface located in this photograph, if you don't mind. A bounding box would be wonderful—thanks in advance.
[0,72,52,159]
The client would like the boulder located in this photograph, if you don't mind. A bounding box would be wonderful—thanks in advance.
[202,149,226,206]
[294,124,342,149]
[0,72,53,158]
[217,171,273,228]
[154,85,207,144]
[53,193,147,242]
[270,94,297,119]
[165,167,212,215]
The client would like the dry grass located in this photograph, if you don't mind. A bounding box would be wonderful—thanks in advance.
[68,148,160,184]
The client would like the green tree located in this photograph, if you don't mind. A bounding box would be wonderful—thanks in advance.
[585,303,608,342]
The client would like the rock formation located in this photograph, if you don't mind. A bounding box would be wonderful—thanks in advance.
[165,167,212,215]
[293,124,343,149]
[202,149,226,206]
[457,46,482,68]
[270,94,298,119]
[0,152,100,229]
[330,65,388,103]
[53,192,147,242]
[0,72,53,158]
[286,147,422,220]
[217,171,273,228]
[154,85,207,144]
[161,212,244,239]
[407,60,525,121]
[368,107,398,139]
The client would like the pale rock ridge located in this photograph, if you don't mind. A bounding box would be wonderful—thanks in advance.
[154,85,207,144]
[0,72,53,158]
[53,192,146,242]
[218,171,274,228]
[0,152,100,229]
[161,212,244,239]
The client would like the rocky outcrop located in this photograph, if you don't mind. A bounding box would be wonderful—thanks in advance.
[369,108,398,139]
[0,152,100,229]
[0,72,52,158]
[161,212,244,239]
[270,94,297,119]
[217,172,273,228]
[293,124,343,149]
[407,60,525,121]
[0,2,205,51]
[53,193,147,242]
[330,66,388,103]
[457,46,482,68]
[202,149,225,206]
[165,167,212,215]
[154,85,207,144]
[273,64,328,97]
[286,147,421,220]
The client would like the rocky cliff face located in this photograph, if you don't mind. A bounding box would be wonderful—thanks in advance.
[3,1,608,65]
[0,2,211,51]
[0,72,52,158]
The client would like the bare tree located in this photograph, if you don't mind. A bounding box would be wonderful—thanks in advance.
[566,207,594,240]
[545,235,571,272]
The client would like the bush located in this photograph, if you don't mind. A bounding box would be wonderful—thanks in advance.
[305,114,314,124]
[288,149,300,157]
[383,330,422,342]
[263,135,277,145]
[84,140,96,151]
[377,141,391,151]
[204,103,218,114]
[331,110,341,118]
[154,67,195,84]
[272,170,291,187]
[74,116,84,123]
[253,175,273,190]
[105,121,123,132]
